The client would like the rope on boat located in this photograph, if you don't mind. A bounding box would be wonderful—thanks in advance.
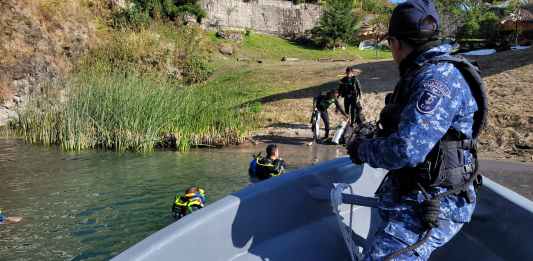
[330,183,361,261]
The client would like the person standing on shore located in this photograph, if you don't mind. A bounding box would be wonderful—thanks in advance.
[313,90,349,141]
[338,67,363,126]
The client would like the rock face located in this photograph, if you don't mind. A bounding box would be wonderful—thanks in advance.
[200,0,321,37]
[0,0,95,126]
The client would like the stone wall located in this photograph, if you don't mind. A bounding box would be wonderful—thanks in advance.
[200,0,321,36]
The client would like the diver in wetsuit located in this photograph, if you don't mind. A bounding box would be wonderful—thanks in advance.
[249,144,287,182]
[338,67,364,126]
[172,186,207,220]
[313,90,349,140]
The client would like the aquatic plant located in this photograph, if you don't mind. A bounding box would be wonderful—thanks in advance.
[14,68,254,152]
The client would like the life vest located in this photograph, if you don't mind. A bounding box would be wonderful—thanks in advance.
[251,154,286,181]
[379,55,488,197]
[173,188,207,217]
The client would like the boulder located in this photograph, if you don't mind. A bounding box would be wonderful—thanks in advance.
[219,44,234,56]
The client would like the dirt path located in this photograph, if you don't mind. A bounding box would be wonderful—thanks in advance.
[251,48,533,162]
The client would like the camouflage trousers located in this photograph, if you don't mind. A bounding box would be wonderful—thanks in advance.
[363,180,476,260]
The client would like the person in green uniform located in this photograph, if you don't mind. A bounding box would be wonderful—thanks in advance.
[338,67,364,126]
[313,90,349,140]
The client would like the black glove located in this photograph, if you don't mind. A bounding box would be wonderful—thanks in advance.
[346,138,364,165]
[421,199,441,228]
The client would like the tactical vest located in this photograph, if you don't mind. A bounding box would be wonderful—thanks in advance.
[254,156,285,180]
[379,55,488,195]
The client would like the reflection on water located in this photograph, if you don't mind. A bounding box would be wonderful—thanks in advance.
[0,139,344,260]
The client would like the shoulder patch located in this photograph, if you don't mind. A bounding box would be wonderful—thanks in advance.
[417,90,441,114]
[423,79,450,97]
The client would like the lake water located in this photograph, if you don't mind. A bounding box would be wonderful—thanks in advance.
[0,139,344,260]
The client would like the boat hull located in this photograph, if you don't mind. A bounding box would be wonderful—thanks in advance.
[113,158,533,261]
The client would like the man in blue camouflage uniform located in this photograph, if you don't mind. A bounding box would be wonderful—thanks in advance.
[347,0,487,260]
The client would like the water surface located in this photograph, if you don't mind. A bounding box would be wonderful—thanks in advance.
[1,138,532,260]
[0,139,342,260]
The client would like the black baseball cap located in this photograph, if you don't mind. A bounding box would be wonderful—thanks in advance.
[388,0,440,41]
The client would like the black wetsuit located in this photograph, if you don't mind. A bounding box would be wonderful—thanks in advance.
[314,94,346,138]
[255,157,287,181]
[339,76,363,125]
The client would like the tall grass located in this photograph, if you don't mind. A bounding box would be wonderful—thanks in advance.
[15,67,253,152]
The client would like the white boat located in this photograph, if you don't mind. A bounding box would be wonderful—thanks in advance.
[113,158,533,261]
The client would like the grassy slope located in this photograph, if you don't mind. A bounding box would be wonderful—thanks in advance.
[207,32,392,128]
[208,32,391,104]
[14,23,391,152]
[210,32,391,61]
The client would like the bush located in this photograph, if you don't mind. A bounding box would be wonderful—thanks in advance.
[457,9,500,40]
[111,0,207,28]
[80,24,213,84]
[182,55,213,84]
[176,3,207,22]
[310,0,360,48]
[112,4,151,28]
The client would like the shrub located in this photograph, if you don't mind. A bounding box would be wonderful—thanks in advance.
[310,0,360,48]
[112,4,151,28]
[111,0,207,27]
[182,55,213,84]
[80,24,213,84]
[176,3,207,22]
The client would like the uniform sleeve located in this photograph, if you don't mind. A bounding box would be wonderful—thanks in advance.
[357,65,459,169]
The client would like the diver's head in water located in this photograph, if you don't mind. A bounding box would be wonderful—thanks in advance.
[185,186,199,194]
[266,144,279,160]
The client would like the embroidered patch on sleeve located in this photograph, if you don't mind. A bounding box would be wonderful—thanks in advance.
[416,80,449,114]
[423,79,450,97]
[417,90,441,114]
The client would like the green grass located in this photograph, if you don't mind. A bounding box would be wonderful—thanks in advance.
[211,33,391,61]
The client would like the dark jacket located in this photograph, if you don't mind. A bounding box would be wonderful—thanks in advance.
[338,76,362,99]
[314,93,345,114]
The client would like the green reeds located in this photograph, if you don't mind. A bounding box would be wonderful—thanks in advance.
[15,68,253,152]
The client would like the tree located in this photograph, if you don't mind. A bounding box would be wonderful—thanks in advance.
[311,0,359,48]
